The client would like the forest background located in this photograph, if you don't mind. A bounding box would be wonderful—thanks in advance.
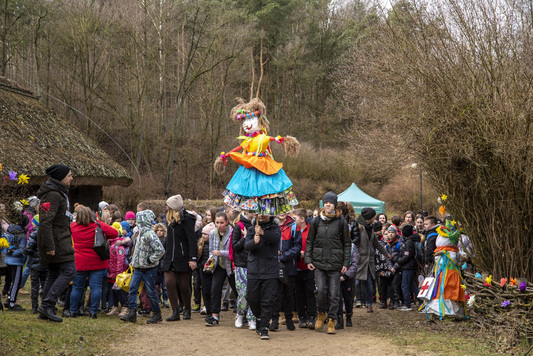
[1,0,532,280]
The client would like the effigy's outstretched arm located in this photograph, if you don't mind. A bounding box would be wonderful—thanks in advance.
[269,135,300,157]
[214,145,243,175]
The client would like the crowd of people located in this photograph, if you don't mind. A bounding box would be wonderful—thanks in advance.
[0,163,470,340]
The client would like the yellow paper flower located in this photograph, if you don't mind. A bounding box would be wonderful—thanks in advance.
[509,278,517,286]
[20,199,29,206]
[485,275,492,285]
[17,173,29,185]
[441,194,447,201]
[461,284,466,290]
[0,237,8,249]
[0,163,2,171]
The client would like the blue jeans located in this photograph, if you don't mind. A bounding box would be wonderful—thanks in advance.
[128,267,160,313]
[401,269,419,307]
[70,269,106,314]
[20,264,31,288]
[363,268,374,306]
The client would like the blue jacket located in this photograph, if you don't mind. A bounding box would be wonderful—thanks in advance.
[386,238,404,272]
[278,218,302,277]
[4,224,27,266]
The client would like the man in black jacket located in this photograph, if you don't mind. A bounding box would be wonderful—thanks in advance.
[245,215,281,340]
[423,216,440,268]
[36,164,76,323]
[304,192,351,334]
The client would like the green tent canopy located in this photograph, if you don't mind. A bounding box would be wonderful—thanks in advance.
[337,183,385,214]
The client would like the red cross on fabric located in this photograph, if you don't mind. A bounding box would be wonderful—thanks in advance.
[421,280,432,293]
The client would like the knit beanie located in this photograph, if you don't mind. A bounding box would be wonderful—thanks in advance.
[32,215,39,227]
[202,222,215,235]
[45,164,71,181]
[372,221,383,232]
[98,201,109,212]
[166,194,184,211]
[360,207,376,221]
[401,224,414,237]
[323,191,338,208]
[125,211,136,220]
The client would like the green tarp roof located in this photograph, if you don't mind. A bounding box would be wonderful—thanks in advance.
[337,183,385,214]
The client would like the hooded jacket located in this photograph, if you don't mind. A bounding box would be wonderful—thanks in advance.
[130,210,165,269]
[304,209,351,271]
[231,214,253,268]
[354,215,390,280]
[36,178,75,265]
[278,216,302,276]
[4,224,27,266]
[244,217,281,280]
[397,233,420,271]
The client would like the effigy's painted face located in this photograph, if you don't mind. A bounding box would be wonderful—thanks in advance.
[243,117,261,134]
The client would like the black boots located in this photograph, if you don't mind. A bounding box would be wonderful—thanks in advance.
[166,309,180,322]
[346,314,353,327]
[120,308,137,323]
[38,306,63,322]
[335,315,344,330]
[147,311,162,324]
[183,308,191,320]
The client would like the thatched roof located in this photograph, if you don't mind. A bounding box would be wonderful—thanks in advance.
[0,77,132,187]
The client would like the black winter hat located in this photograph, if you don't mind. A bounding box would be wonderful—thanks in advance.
[360,207,376,220]
[323,191,338,208]
[45,164,71,181]
[401,224,414,237]
[372,221,383,232]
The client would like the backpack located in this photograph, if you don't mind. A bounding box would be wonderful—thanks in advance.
[312,216,346,237]
[414,241,424,266]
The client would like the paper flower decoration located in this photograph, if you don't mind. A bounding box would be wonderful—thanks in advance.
[461,263,467,270]
[484,275,493,287]
[500,278,508,287]
[13,201,23,212]
[20,199,29,206]
[509,278,517,286]
[0,237,9,249]
[441,194,447,201]
[8,170,17,180]
[2,175,9,181]
[41,202,50,211]
[17,174,29,185]
[439,205,446,216]
[461,284,466,290]
[465,292,470,300]
[0,163,2,171]
[519,282,527,292]
[475,272,482,279]
[501,300,510,308]
[467,295,476,307]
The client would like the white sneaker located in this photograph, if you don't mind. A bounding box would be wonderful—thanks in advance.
[200,306,207,315]
[248,319,256,330]
[235,314,244,328]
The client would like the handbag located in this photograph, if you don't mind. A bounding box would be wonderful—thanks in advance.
[92,222,110,261]
[116,265,144,294]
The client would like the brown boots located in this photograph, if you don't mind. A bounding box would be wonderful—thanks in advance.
[327,319,336,334]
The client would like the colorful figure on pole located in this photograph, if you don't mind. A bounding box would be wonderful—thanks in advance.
[421,218,467,319]
[214,98,299,215]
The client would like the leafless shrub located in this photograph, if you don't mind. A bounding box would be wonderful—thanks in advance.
[339,0,533,279]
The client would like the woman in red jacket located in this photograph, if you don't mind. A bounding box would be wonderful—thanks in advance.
[69,205,118,318]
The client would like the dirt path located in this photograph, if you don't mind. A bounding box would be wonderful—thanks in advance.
[107,307,438,356]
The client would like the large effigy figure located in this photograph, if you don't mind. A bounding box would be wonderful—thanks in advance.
[214,98,299,215]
